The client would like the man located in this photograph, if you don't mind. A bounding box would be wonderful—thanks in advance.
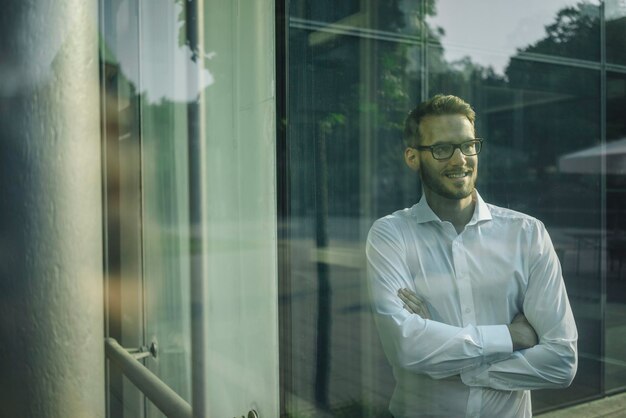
[366,95,578,418]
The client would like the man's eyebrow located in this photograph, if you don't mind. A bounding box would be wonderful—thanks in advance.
[429,138,474,146]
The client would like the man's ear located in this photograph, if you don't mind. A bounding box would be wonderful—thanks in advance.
[404,147,420,172]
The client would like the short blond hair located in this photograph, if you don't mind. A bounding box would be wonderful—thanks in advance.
[403,94,476,147]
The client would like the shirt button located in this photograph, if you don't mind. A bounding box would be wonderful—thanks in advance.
[465,307,471,314]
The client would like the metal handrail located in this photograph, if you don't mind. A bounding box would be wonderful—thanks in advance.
[105,338,193,418]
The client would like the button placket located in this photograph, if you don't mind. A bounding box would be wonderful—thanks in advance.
[452,235,477,327]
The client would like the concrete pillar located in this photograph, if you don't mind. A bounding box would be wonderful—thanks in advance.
[0,1,104,417]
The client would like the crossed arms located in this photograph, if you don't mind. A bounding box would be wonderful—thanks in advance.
[366,219,578,391]
[398,288,539,352]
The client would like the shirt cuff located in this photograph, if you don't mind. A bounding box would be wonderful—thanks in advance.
[479,324,513,357]
[461,363,490,387]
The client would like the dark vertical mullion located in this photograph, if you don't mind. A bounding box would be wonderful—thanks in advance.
[313,121,331,410]
[135,2,149,416]
[599,0,607,398]
[420,0,428,102]
[276,0,292,416]
[185,0,207,417]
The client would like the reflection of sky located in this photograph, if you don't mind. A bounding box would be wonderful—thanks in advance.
[104,0,213,103]
[606,0,626,19]
[426,0,600,74]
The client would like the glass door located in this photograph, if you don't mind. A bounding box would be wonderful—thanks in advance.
[101,0,279,417]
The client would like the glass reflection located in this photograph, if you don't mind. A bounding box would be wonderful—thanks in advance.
[426,0,600,71]
[606,71,626,393]
[101,0,200,416]
[606,0,626,65]
[283,0,626,416]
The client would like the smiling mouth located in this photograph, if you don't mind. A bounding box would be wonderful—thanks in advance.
[445,171,472,179]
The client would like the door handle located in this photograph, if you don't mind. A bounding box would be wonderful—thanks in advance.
[125,341,158,360]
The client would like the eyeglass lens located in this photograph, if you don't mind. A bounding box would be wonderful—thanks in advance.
[433,141,481,159]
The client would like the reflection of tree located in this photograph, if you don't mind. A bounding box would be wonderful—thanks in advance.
[522,3,600,58]
[174,0,205,64]
[506,0,626,232]
[606,11,626,66]
[501,2,602,220]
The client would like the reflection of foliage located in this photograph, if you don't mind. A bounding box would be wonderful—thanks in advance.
[347,1,411,131]
[378,48,410,131]
[520,2,600,59]
[174,0,203,63]
[174,0,189,54]
[432,55,506,92]
[365,45,411,132]
[319,113,346,135]
[606,14,626,65]
[505,2,601,165]
[378,0,405,32]
[501,2,603,223]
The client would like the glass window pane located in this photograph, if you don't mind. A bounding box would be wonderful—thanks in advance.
[101,0,196,415]
[284,16,421,416]
[606,0,626,66]
[138,2,195,415]
[426,0,601,65]
[606,71,626,393]
[104,0,279,415]
[282,0,626,416]
[290,0,422,36]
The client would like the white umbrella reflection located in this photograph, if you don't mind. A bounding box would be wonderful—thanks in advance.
[559,138,626,175]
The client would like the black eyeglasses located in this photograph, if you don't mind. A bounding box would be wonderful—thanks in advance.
[413,139,483,160]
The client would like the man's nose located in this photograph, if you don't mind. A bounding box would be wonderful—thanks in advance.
[448,147,467,164]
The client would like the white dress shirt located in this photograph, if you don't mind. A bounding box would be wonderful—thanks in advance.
[366,191,578,418]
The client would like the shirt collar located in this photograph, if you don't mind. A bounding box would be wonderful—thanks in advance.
[413,190,493,225]
[413,195,441,224]
[468,190,493,225]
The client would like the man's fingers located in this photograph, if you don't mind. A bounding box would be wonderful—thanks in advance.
[402,303,416,314]
[512,313,527,323]
[399,293,420,313]
[416,301,431,319]
[398,290,420,309]
[403,303,422,315]
[399,288,422,306]
[508,312,539,350]
[398,288,431,319]
[399,288,426,308]
[399,295,419,313]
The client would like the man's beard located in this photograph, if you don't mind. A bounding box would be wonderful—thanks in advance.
[419,164,475,200]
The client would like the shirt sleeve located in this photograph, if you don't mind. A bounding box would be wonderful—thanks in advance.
[461,220,578,390]
[366,218,513,380]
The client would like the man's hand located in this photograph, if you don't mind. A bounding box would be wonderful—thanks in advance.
[508,313,538,351]
[398,288,431,319]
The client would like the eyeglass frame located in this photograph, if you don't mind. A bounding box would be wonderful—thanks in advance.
[411,138,484,161]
